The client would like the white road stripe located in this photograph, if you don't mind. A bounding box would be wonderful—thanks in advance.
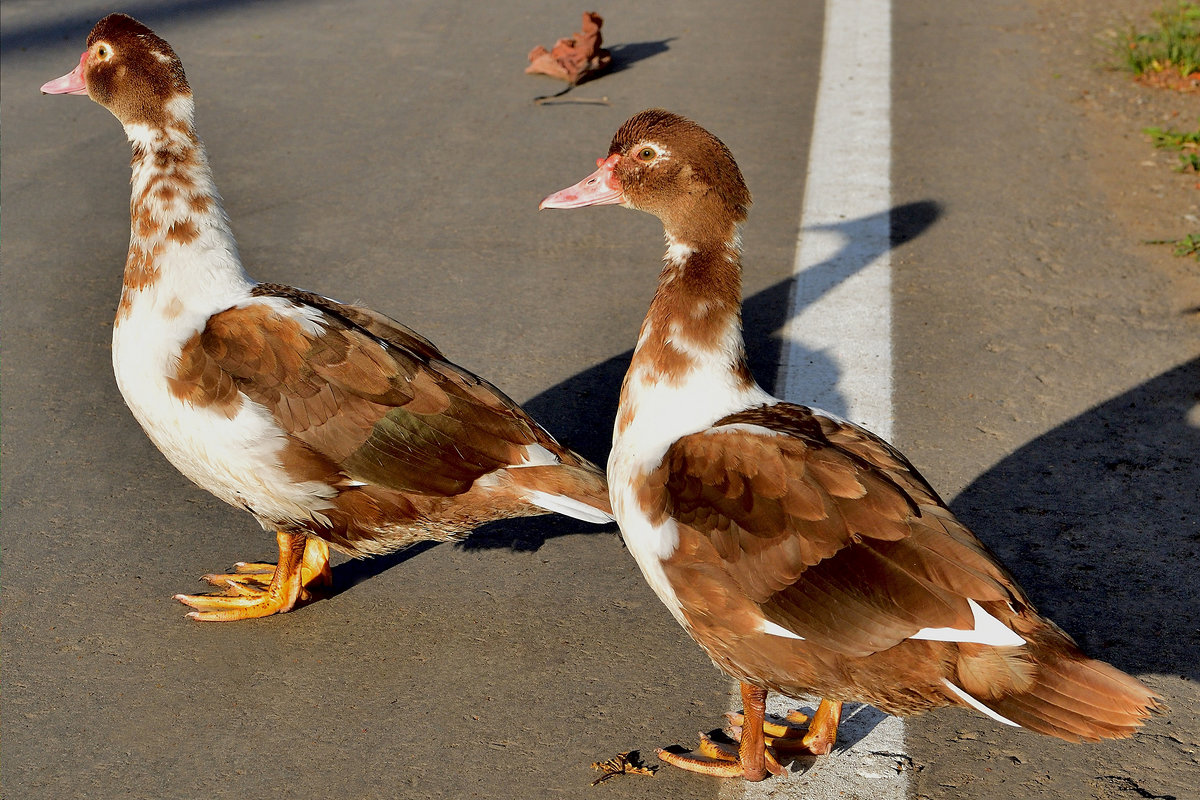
[730,0,909,797]
[778,0,894,440]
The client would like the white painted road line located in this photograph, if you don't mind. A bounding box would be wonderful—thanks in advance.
[778,0,894,440]
[731,0,909,798]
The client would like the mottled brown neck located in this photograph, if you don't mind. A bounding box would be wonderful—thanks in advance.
[129,131,210,236]
[629,239,753,386]
[118,101,226,319]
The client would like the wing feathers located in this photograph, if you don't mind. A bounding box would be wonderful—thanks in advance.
[649,402,1028,656]
[182,292,582,502]
[634,403,1156,742]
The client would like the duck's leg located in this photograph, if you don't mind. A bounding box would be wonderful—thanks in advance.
[174,532,328,621]
[729,698,844,758]
[199,537,331,592]
[656,682,786,781]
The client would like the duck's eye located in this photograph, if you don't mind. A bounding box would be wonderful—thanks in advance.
[636,147,657,162]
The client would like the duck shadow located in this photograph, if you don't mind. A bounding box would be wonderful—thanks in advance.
[780,702,891,773]
[948,356,1200,681]
[456,200,942,554]
[826,703,889,753]
[333,201,943,581]
[329,540,439,596]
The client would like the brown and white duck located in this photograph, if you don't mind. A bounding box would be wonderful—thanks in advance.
[541,109,1159,781]
[41,13,612,622]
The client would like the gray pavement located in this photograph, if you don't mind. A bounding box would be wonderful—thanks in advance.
[895,3,1200,798]
[2,1,1197,799]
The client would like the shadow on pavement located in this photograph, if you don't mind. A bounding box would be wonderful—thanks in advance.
[950,356,1200,681]
[1,0,302,54]
[606,38,677,75]
[452,200,943,554]
[5,0,351,56]
[323,200,949,599]
[772,200,943,417]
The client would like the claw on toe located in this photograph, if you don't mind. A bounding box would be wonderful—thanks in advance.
[656,742,746,778]
[657,693,844,781]
[726,700,843,756]
[174,533,330,622]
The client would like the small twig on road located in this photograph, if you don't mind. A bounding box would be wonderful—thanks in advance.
[533,85,610,105]
[536,96,611,106]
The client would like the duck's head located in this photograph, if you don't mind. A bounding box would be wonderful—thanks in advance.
[541,109,751,244]
[41,13,190,128]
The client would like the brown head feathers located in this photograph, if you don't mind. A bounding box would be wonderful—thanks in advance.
[609,109,752,240]
[84,14,190,126]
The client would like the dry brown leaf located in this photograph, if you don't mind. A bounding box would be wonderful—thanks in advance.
[526,12,613,85]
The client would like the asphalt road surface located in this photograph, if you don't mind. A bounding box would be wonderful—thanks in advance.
[3,1,1197,799]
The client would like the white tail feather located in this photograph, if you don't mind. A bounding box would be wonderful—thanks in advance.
[911,599,1025,647]
[523,489,614,524]
[941,679,1022,728]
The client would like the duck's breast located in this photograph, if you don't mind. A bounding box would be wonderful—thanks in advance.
[112,285,336,527]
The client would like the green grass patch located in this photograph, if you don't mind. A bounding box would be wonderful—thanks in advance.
[1147,233,1200,260]
[1144,122,1200,171]
[1144,125,1200,148]
[1117,1,1200,78]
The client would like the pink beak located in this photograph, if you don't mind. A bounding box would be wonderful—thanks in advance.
[540,153,624,209]
[41,52,89,96]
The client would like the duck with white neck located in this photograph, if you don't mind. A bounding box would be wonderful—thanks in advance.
[541,109,1160,782]
[41,13,614,623]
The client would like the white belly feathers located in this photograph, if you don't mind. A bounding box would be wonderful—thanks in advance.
[111,284,336,529]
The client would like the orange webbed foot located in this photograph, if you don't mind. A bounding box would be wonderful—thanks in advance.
[200,537,331,592]
[797,699,843,756]
[656,731,786,780]
[728,699,843,757]
[655,683,789,782]
[175,533,329,621]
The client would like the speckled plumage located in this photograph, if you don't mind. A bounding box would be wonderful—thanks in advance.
[44,14,612,619]
[542,109,1159,779]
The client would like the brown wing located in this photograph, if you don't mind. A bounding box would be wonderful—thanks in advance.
[172,286,560,497]
[654,403,1032,658]
[251,283,445,361]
